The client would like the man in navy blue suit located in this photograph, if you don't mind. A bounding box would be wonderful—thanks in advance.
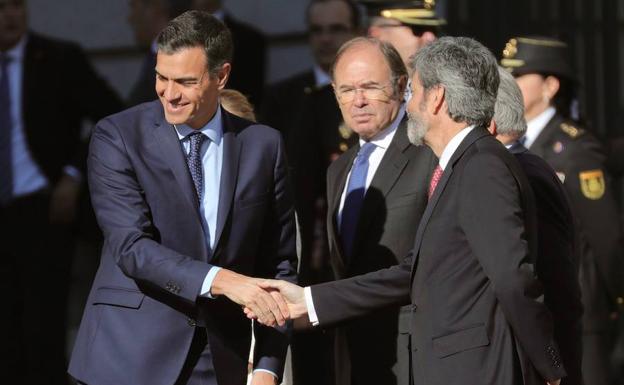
[69,11,297,385]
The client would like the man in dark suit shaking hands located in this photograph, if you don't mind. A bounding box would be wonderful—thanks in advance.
[69,11,297,385]
[254,36,565,385]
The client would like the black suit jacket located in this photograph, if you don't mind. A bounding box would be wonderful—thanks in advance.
[529,114,624,330]
[510,142,584,385]
[68,102,297,385]
[311,127,565,385]
[225,15,266,106]
[325,120,435,385]
[22,32,123,184]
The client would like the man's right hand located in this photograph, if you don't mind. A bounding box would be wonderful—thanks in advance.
[243,280,308,326]
[210,269,289,327]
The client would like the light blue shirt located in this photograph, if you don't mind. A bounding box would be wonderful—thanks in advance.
[173,105,224,296]
[2,35,81,199]
[3,35,49,197]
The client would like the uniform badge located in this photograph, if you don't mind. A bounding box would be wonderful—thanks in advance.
[552,141,564,153]
[579,169,605,200]
[556,172,565,183]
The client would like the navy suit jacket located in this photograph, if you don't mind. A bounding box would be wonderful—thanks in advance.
[69,101,297,385]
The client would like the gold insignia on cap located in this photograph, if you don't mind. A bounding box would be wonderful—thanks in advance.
[339,143,349,152]
[560,122,583,138]
[379,8,446,26]
[424,0,435,9]
[517,37,567,47]
[579,169,605,200]
[503,38,518,59]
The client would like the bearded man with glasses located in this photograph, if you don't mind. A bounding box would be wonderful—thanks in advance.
[318,36,436,385]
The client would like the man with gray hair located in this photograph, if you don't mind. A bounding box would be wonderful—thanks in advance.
[489,67,583,385]
[252,36,565,385]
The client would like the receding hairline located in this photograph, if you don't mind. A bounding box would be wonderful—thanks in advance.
[333,39,391,78]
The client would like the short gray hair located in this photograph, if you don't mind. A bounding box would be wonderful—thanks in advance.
[494,67,527,139]
[331,37,407,98]
[409,36,499,126]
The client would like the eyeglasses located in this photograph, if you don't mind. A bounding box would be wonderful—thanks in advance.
[335,83,394,104]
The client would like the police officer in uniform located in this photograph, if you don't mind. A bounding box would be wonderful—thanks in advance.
[359,0,446,67]
[501,36,624,385]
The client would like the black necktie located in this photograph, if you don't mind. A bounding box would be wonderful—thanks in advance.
[186,131,205,203]
[0,54,13,204]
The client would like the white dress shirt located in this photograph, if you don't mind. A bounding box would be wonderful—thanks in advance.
[523,106,556,149]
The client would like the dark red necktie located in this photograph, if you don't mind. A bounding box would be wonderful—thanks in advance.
[428,165,443,199]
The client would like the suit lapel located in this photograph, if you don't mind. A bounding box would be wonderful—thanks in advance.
[152,110,202,219]
[22,34,44,142]
[352,121,410,254]
[327,145,358,264]
[410,127,490,276]
[214,110,242,251]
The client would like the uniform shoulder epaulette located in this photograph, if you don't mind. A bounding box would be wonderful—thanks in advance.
[560,122,585,139]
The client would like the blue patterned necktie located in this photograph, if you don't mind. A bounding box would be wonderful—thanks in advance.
[186,131,205,203]
[340,142,376,258]
[0,54,13,204]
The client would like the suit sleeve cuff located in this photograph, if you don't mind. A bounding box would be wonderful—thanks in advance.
[304,286,320,326]
[252,369,279,380]
[200,266,222,298]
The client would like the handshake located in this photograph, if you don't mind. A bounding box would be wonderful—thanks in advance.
[211,269,309,327]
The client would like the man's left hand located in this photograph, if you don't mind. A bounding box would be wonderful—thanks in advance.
[49,174,81,224]
[250,371,278,385]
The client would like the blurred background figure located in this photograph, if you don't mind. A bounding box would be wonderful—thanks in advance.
[220,88,257,121]
[126,0,191,106]
[261,2,361,385]
[501,36,624,385]
[0,0,123,384]
[193,0,267,105]
[362,0,445,67]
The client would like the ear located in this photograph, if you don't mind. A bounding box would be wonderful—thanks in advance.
[429,86,445,114]
[421,31,437,46]
[543,75,560,100]
[368,26,381,38]
[396,75,408,97]
[216,62,231,90]
[488,119,497,135]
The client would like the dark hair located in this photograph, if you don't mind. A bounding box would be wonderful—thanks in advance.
[157,10,233,76]
[305,0,361,29]
[330,37,407,97]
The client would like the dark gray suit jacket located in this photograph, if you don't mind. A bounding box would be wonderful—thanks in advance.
[68,101,297,385]
[325,120,435,385]
[311,127,566,385]
[510,142,583,385]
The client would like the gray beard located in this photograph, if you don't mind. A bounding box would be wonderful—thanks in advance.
[407,114,428,146]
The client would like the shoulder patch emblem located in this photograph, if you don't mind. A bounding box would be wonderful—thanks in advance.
[579,169,605,200]
[560,123,583,139]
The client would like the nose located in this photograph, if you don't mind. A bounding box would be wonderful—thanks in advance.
[162,80,180,101]
[352,89,368,107]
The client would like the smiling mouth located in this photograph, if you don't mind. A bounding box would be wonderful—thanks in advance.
[165,102,188,112]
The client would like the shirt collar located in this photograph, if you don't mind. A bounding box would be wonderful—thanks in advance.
[313,65,331,88]
[4,33,27,60]
[358,103,405,150]
[174,104,223,145]
[438,125,476,170]
[524,106,556,148]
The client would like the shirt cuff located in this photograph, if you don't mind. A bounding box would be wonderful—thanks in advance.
[304,286,320,326]
[252,368,278,380]
[63,165,82,183]
[200,266,222,298]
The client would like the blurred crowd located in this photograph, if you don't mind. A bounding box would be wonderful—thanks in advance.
[2,0,624,384]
